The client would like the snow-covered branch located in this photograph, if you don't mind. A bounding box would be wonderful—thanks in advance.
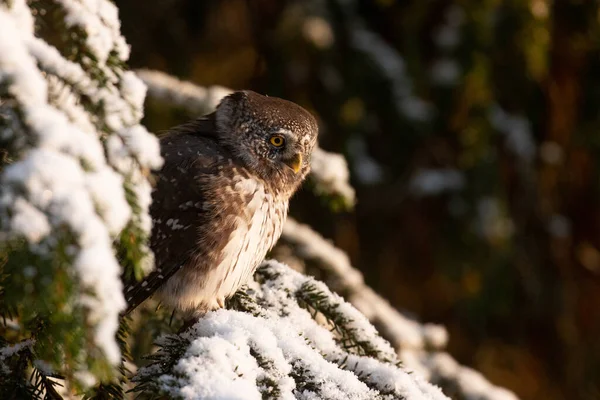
[136,69,232,116]
[279,219,518,400]
[133,261,448,400]
[0,0,160,385]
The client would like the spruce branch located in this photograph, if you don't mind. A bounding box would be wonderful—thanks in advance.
[0,0,161,391]
[132,262,448,400]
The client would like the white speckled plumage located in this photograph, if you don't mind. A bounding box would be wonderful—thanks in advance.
[158,177,287,313]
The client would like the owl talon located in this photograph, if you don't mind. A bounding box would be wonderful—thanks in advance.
[178,316,200,333]
[217,297,225,308]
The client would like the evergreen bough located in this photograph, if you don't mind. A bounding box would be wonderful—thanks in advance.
[0,0,161,393]
[132,261,447,400]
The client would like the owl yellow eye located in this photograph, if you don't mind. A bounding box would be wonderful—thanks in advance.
[269,135,285,147]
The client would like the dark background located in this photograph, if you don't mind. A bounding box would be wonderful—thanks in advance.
[114,1,600,399]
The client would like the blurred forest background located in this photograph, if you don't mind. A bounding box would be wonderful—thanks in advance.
[114,0,600,399]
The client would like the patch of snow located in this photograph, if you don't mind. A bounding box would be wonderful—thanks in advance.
[430,59,461,86]
[413,352,520,400]
[433,5,465,50]
[283,218,364,291]
[136,69,232,115]
[0,340,34,375]
[410,168,465,197]
[489,105,536,162]
[74,370,98,388]
[56,0,129,64]
[310,148,356,205]
[10,197,51,243]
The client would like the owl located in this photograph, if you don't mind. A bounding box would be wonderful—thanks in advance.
[124,91,318,317]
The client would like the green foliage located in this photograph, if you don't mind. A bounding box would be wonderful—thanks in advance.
[0,0,159,395]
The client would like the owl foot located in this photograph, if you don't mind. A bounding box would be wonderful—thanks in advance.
[217,297,226,308]
[178,316,200,333]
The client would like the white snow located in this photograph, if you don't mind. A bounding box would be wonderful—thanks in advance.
[119,125,163,170]
[310,148,356,205]
[86,169,131,235]
[138,261,450,399]
[410,168,465,197]
[136,69,232,115]
[411,352,520,400]
[277,219,518,399]
[0,0,161,366]
[0,340,34,375]
[120,70,148,109]
[430,59,461,86]
[489,105,536,162]
[283,218,364,291]
[282,219,450,352]
[74,370,98,388]
[10,197,51,243]
[433,5,464,50]
[56,0,130,64]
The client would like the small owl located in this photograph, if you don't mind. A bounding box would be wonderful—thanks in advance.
[124,91,318,316]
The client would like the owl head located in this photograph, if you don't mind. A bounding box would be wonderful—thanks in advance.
[215,91,318,190]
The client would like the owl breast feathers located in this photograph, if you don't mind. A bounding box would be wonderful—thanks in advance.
[124,91,318,316]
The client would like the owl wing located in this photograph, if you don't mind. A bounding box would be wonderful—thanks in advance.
[122,115,235,314]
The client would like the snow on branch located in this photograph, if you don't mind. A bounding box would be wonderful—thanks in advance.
[0,0,161,381]
[279,219,519,400]
[133,261,448,400]
[281,219,446,351]
[409,168,465,197]
[137,69,356,208]
[310,148,356,209]
[403,351,519,400]
[136,69,232,116]
[489,104,535,162]
[0,340,34,376]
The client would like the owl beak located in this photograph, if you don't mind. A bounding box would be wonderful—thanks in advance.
[285,153,303,174]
